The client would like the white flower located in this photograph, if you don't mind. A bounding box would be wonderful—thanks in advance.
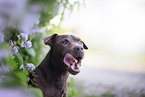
[0,32,4,44]
[31,29,37,33]
[29,4,42,13]
[25,41,32,48]
[20,42,25,47]
[18,13,40,35]
[31,27,46,33]
[38,27,46,33]
[18,24,31,35]
[12,46,18,53]
[26,63,35,70]
[17,35,21,39]
[28,78,30,81]
[20,33,28,41]
[11,55,15,59]
[20,64,24,69]
[9,40,13,46]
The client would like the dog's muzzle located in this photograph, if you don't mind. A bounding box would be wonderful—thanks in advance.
[63,53,82,75]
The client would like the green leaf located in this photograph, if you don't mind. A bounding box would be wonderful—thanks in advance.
[30,87,43,97]
[68,89,76,97]
[34,57,39,66]
[71,89,76,96]
[16,53,23,63]
[25,48,36,57]
[14,53,23,65]
[14,71,27,87]
[8,57,17,69]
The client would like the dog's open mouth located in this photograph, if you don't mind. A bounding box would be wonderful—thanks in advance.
[63,53,81,75]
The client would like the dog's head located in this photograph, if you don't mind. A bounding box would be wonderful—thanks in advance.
[43,34,88,75]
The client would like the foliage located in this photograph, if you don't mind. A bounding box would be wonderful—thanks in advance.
[67,78,77,97]
[0,0,83,97]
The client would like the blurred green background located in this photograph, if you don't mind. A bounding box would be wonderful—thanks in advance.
[60,0,145,97]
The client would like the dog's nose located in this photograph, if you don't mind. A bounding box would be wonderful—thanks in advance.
[73,46,83,52]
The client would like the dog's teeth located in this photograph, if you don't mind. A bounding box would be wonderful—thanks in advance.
[71,65,74,69]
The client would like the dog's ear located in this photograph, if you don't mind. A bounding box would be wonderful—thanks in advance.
[43,34,58,46]
[83,42,88,50]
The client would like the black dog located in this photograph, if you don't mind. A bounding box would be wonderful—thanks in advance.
[35,34,88,97]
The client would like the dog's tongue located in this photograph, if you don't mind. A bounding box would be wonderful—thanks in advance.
[63,53,78,67]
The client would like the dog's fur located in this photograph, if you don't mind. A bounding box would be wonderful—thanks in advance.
[35,34,88,97]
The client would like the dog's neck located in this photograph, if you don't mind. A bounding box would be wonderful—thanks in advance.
[36,50,69,97]
[39,50,69,81]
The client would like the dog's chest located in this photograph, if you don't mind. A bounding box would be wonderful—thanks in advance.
[53,79,66,97]
[55,75,66,89]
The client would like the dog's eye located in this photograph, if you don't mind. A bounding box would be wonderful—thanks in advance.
[62,40,68,45]
[78,40,83,45]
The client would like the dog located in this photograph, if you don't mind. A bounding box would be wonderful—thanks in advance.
[35,34,88,97]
